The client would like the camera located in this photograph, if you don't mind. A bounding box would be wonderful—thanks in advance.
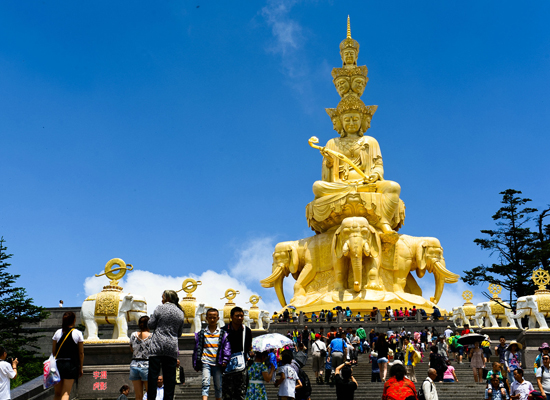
[5,357,13,364]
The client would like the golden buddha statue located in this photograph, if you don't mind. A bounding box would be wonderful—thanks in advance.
[312,96,401,235]
[261,17,458,316]
[306,17,405,236]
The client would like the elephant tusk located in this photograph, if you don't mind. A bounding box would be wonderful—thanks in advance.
[342,241,350,257]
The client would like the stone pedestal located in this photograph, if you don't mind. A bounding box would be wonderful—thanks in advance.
[480,327,522,342]
[517,329,550,373]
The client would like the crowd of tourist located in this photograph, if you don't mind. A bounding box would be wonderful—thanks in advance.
[11,299,548,400]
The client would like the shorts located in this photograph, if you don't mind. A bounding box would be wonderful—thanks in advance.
[377,357,389,363]
[57,359,79,380]
[443,378,455,382]
[457,347,464,356]
[129,365,148,381]
[312,353,324,373]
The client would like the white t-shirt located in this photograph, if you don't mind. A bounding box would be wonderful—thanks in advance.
[0,361,16,400]
[511,379,534,400]
[312,340,326,355]
[277,364,299,397]
[444,329,454,338]
[422,378,438,400]
[536,366,550,394]
[52,329,84,344]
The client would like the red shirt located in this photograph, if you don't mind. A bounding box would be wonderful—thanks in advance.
[382,377,417,400]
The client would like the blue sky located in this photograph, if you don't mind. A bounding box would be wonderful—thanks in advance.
[1,1,549,313]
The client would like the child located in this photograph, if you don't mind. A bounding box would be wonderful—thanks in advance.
[275,351,302,400]
[486,362,504,382]
[443,359,458,383]
[324,351,332,384]
[245,351,275,400]
[370,351,381,382]
[486,374,507,400]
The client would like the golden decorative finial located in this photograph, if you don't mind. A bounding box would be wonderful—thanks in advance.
[177,278,202,299]
[220,288,240,302]
[94,258,134,287]
[488,283,502,298]
[247,295,261,307]
[533,269,550,291]
[462,290,473,302]
[347,15,351,39]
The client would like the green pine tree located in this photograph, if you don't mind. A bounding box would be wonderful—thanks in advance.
[0,237,49,387]
[462,189,539,304]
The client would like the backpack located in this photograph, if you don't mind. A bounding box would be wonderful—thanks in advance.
[296,368,312,398]
[417,379,432,400]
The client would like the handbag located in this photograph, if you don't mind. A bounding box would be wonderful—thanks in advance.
[43,328,74,388]
[314,342,327,358]
[224,327,247,375]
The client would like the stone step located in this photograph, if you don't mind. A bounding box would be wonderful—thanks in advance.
[177,352,493,400]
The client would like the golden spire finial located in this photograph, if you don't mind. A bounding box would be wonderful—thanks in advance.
[347,15,351,39]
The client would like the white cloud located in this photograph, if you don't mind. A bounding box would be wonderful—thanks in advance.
[85,269,284,316]
[415,274,485,312]
[230,236,275,284]
[261,0,302,56]
[260,0,309,86]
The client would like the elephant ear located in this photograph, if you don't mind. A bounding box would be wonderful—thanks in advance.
[415,241,427,276]
[332,225,344,259]
[366,225,381,258]
[288,244,300,274]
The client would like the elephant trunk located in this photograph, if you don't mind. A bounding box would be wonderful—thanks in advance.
[348,236,364,292]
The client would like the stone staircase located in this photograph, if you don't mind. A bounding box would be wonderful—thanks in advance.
[171,350,524,400]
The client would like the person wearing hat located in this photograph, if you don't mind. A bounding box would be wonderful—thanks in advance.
[535,343,550,374]
[311,333,327,384]
[505,341,523,383]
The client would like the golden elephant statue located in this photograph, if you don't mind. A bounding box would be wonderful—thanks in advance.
[260,228,335,307]
[332,217,381,292]
[380,235,459,304]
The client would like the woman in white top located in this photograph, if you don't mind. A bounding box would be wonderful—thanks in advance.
[52,311,84,400]
[536,354,550,398]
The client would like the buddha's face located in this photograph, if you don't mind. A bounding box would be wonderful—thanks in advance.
[361,115,371,133]
[341,112,361,135]
[351,77,366,95]
[342,49,357,65]
[331,117,343,134]
[335,77,350,96]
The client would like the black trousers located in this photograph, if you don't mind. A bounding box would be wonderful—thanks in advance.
[148,355,177,400]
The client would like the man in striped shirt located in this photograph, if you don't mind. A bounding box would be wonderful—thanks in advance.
[193,309,231,400]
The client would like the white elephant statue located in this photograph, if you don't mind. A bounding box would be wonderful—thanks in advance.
[475,301,517,328]
[472,306,487,328]
[248,309,269,330]
[190,303,212,333]
[513,295,549,330]
[450,306,470,328]
[255,310,271,330]
[243,309,252,329]
[81,292,147,342]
